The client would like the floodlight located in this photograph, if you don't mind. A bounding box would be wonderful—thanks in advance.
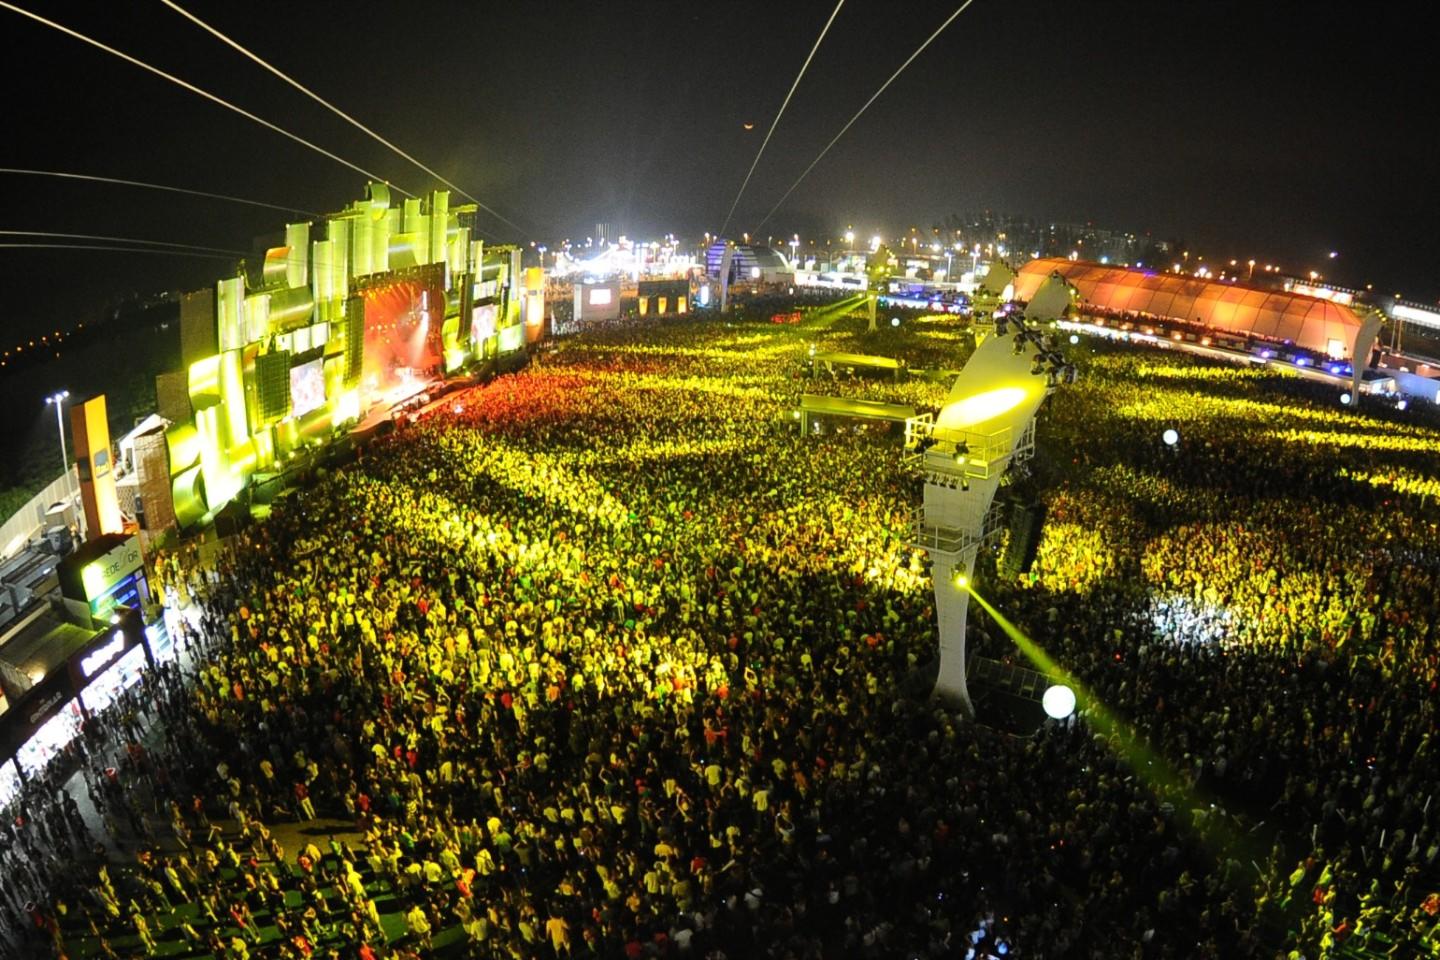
[1042,684,1076,720]
[1397,399,1408,411]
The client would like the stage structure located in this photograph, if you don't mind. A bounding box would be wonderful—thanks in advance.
[904,269,1076,713]
[162,183,534,529]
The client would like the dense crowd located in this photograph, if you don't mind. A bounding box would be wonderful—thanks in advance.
[4,312,1440,959]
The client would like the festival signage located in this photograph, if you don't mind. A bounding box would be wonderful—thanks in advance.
[80,535,143,600]
[0,667,77,758]
[66,609,146,689]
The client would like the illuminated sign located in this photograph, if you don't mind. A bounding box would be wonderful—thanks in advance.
[588,287,612,306]
[89,570,145,621]
[79,633,126,679]
[80,536,143,601]
[27,691,63,725]
[72,395,124,536]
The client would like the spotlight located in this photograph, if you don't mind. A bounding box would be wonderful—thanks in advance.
[1397,399,1409,411]
[1042,684,1076,720]
[953,573,969,589]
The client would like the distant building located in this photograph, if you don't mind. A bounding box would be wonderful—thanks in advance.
[705,244,792,285]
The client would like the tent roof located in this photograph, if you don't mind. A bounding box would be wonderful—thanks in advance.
[1014,258,1365,355]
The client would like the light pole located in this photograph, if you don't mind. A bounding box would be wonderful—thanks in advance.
[45,389,71,475]
[46,390,75,526]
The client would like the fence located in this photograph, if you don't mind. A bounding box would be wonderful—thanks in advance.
[0,468,78,560]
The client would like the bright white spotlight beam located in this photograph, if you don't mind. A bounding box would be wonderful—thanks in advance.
[0,2,409,196]
[718,0,845,238]
[159,0,523,234]
[755,0,980,231]
[0,168,316,216]
[0,229,246,255]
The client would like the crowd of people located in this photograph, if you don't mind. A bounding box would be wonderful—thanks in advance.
[3,311,1439,958]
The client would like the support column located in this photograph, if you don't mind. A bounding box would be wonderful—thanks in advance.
[930,549,977,714]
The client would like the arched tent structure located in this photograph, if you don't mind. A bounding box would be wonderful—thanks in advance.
[1014,258,1369,360]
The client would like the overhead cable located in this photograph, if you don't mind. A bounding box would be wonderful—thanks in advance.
[755,0,979,231]
[159,0,524,233]
[0,2,409,196]
[718,0,845,238]
[0,243,240,260]
[0,229,246,255]
[0,168,316,216]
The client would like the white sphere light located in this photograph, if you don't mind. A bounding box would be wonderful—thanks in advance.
[1068,334,1079,345]
[1042,684,1077,720]
[1340,392,1352,405]
[890,317,901,327]
[1162,428,1179,446]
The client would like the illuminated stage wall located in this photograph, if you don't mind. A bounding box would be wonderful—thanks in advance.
[162,184,533,529]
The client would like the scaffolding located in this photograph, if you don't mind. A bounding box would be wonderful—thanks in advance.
[902,414,1036,483]
[906,500,1006,557]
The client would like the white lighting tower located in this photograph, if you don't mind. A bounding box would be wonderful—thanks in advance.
[903,272,1076,713]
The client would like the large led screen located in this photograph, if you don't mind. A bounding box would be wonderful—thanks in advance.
[471,303,497,345]
[289,358,326,418]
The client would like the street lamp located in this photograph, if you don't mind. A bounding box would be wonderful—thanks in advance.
[45,389,74,510]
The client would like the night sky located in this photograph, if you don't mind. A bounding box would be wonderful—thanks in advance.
[1,0,1436,346]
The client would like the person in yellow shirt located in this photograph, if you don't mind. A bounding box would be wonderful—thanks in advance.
[545,912,572,955]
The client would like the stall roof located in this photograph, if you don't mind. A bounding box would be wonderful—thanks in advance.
[0,608,95,688]
[800,394,916,421]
